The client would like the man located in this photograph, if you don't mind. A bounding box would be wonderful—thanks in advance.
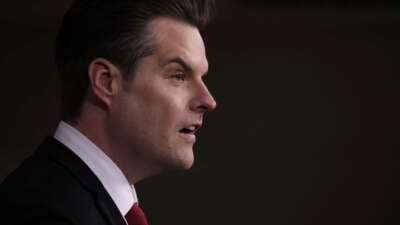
[0,0,216,224]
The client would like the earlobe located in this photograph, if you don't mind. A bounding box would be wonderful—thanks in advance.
[87,58,121,108]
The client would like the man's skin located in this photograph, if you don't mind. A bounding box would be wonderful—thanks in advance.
[72,16,217,184]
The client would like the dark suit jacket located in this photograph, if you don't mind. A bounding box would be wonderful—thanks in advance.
[0,137,128,225]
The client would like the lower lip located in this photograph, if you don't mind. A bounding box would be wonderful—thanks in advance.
[179,132,196,143]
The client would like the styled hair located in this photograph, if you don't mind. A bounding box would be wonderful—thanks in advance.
[55,0,216,121]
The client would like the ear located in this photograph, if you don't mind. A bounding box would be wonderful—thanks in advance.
[87,58,122,108]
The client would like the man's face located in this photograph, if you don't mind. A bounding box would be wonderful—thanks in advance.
[109,17,216,175]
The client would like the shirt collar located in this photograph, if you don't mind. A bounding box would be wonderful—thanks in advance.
[53,121,137,216]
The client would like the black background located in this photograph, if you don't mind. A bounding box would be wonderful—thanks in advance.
[0,1,398,225]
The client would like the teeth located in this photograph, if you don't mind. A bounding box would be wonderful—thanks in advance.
[186,125,196,131]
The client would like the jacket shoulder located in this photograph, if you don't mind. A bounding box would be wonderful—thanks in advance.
[0,138,111,225]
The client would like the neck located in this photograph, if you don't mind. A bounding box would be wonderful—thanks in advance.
[67,102,161,184]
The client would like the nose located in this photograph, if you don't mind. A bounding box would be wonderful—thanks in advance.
[190,82,217,113]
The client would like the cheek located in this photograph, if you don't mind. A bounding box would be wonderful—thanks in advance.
[126,75,190,132]
[132,87,182,128]
[148,94,185,128]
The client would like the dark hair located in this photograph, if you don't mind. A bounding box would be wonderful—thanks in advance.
[55,0,216,121]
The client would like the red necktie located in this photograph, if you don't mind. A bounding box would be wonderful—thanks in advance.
[125,203,149,225]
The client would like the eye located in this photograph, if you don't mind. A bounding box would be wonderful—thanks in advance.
[171,73,186,82]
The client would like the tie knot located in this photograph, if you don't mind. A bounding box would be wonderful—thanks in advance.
[125,203,149,225]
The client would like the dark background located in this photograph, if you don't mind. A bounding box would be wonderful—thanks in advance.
[0,1,398,225]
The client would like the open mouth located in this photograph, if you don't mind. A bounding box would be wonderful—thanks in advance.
[179,125,200,135]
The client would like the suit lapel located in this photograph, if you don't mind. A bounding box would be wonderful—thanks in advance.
[36,137,127,225]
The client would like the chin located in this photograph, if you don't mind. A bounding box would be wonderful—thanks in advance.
[173,154,194,171]
[180,146,195,169]
[181,157,194,170]
[165,149,195,171]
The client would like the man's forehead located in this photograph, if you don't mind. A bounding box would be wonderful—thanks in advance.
[148,17,208,74]
[148,17,204,50]
[148,16,195,35]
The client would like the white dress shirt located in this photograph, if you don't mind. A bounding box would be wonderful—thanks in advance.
[53,121,137,218]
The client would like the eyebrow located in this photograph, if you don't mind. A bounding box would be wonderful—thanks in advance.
[161,56,208,76]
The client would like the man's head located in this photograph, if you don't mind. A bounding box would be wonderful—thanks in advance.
[55,0,216,182]
[56,0,216,121]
